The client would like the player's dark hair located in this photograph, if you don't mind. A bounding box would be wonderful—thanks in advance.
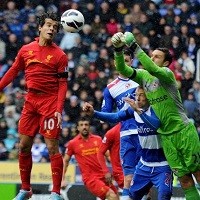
[124,48,133,59]
[37,12,61,32]
[156,47,173,66]
[77,116,90,124]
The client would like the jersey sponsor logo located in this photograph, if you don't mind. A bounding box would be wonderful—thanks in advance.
[45,55,53,63]
[81,147,99,156]
[148,95,168,105]
[27,58,42,66]
[137,126,153,134]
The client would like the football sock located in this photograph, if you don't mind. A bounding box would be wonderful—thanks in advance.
[183,186,200,199]
[19,152,32,191]
[50,153,63,194]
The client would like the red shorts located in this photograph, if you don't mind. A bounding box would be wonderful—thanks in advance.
[18,92,61,139]
[84,175,118,200]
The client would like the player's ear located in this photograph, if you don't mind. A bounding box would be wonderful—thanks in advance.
[38,25,42,32]
[163,61,169,67]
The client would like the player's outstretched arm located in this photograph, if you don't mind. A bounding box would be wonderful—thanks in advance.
[61,154,71,188]
[123,32,174,82]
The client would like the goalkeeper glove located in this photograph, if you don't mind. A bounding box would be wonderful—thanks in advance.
[111,32,125,52]
[122,32,140,53]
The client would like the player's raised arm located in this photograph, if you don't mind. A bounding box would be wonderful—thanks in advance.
[112,32,175,84]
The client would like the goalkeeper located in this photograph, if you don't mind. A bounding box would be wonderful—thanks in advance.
[111,32,200,200]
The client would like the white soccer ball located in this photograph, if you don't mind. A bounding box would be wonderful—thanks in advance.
[60,9,85,33]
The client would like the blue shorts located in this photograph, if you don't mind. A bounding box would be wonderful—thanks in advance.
[120,134,141,176]
[129,161,173,200]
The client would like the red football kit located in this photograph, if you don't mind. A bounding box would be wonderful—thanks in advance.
[0,38,68,139]
[98,123,124,189]
[66,133,118,200]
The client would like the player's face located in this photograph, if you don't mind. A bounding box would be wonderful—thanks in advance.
[124,55,132,66]
[135,88,148,108]
[150,50,166,67]
[39,18,58,41]
[77,120,90,137]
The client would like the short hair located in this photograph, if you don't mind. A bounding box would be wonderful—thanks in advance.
[37,12,60,32]
[124,48,133,58]
[77,116,91,124]
[156,47,173,65]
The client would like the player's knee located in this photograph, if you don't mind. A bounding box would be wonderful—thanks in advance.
[124,174,133,187]
[179,174,194,189]
[45,142,59,155]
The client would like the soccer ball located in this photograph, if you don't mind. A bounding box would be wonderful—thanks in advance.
[60,9,85,33]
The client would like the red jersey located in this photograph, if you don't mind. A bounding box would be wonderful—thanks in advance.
[0,38,68,112]
[66,133,104,182]
[98,123,123,175]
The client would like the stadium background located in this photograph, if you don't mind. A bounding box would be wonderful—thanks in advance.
[0,0,200,199]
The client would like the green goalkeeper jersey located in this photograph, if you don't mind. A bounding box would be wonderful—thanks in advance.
[115,50,191,135]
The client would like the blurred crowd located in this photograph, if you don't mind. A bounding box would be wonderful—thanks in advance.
[0,0,200,163]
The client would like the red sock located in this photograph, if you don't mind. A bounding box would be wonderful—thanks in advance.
[50,153,63,194]
[19,152,32,191]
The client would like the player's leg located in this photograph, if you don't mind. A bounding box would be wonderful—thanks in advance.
[85,176,119,200]
[152,166,173,200]
[40,95,63,199]
[176,124,200,199]
[120,135,140,199]
[13,96,39,200]
[129,165,153,200]
[183,123,200,189]
[161,124,200,199]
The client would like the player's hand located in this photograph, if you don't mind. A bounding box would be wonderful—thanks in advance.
[122,32,140,54]
[123,97,137,110]
[122,32,136,47]
[82,102,94,116]
[61,179,67,189]
[54,111,62,129]
[105,172,112,185]
[124,97,143,114]
[111,32,124,48]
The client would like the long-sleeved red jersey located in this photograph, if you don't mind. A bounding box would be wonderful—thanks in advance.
[0,38,68,112]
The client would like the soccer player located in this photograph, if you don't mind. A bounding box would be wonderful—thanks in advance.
[0,12,68,200]
[97,123,124,189]
[83,86,173,199]
[101,49,140,199]
[61,117,119,200]
[111,31,200,199]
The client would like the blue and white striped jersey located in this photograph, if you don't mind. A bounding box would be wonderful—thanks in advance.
[101,76,139,137]
[94,107,168,167]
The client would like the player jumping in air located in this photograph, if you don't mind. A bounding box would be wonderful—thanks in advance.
[111,31,200,200]
[0,12,68,200]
